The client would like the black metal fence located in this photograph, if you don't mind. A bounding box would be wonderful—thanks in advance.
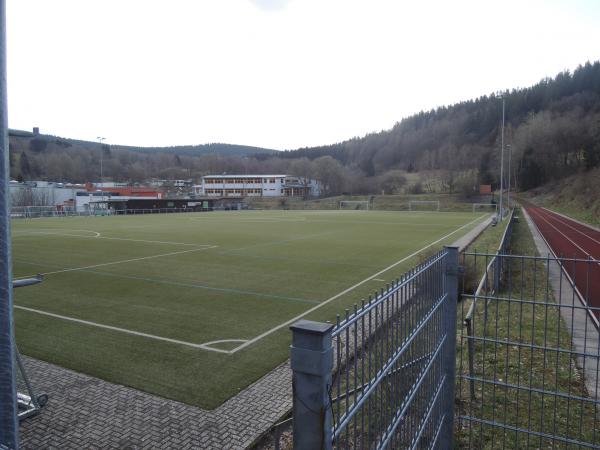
[457,252,600,449]
[290,247,459,450]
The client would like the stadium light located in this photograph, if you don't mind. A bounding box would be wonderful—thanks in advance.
[496,93,505,222]
[97,136,106,185]
[507,144,512,209]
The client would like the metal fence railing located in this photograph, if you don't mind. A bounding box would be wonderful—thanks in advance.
[10,206,213,218]
[462,209,515,401]
[290,246,459,450]
[457,252,600,449]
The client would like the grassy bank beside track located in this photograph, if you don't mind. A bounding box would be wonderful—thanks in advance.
[455,209,598,448]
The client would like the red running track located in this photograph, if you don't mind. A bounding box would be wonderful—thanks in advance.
[525,205,600,323]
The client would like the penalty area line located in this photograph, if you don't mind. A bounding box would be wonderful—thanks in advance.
[14,305,240,354]
[14,245,218,280]
[229,213,488,354]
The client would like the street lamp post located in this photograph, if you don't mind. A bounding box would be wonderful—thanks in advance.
[97,136,105,185]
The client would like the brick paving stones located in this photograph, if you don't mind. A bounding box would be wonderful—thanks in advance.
[19,357,292,450]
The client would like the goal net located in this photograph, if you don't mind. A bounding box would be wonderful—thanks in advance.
[472,203,498,213]
[408,200,440,212]
[339,200,370,211]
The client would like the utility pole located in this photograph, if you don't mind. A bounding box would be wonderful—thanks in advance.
[498,95,505,222]
[97,136,105,185]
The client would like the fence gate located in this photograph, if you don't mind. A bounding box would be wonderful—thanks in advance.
[290,246,459,450]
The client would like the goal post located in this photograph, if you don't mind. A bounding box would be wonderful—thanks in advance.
[408,200,440,212]
[472,203,498,213]
[339,200,370,211]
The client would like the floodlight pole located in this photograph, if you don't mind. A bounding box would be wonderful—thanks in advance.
[498,96,505,222]
[97,136,105,185]
[507,144,511,209]
[0,0,19,447]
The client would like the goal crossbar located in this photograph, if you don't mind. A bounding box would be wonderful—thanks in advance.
[472,203,498,213]
[339,200,370,210]
[408,200,440,211]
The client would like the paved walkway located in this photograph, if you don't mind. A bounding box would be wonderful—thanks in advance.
[17,218,491,450]
[19,357,291,449]
[452,214,493,252]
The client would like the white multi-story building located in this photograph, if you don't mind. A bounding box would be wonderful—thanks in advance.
[194,175,321,198]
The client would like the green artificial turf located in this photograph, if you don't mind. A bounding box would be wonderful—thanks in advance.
[12,210,486,409]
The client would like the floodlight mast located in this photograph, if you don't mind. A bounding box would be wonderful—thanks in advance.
[497,94,505,222]
[507,144,512,209]
[97,136,106,184]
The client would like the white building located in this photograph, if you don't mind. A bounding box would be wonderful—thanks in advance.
[194,175,321,198]
[10,181,86,209]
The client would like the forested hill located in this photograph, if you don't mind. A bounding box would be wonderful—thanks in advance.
[8,131,278,182]
[9,61,600,194]
[274,60,600,191]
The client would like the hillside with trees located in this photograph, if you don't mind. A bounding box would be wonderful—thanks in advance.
[9,61,600,196]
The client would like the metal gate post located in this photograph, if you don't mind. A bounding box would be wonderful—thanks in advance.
[442,246,459,449]
[290,320,333,450]
[0,0,17,446]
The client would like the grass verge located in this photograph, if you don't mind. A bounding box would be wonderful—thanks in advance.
[455,209,599,448]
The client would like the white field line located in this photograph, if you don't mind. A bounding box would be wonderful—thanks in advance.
[229,213,487,353]
[14,229,208,247]
[14,229,101,238]
[190,215,470,227]
[14,305,236,354]
[15,245,217,279]
[15,214,484,354]
[372,278,385,282]
[537,208,600,246]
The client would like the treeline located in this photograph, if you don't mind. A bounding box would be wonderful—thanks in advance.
[274,61,600,192]
[9,61,600,195]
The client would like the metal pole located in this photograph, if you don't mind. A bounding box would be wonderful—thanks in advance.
[97,136,105,185]
[441,246,459,449]
[507,144,512,209]
[290,319,333,450]
[0,0,18,446]
[498,96,505,221]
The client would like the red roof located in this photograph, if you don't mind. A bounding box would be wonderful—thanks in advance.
[85,183,162,197]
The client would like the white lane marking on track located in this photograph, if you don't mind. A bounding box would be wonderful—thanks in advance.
[14,305,234,354]
[229,214,488,353]
[538,208,600,246]
[14,245,217,279]
[530,209,599,261]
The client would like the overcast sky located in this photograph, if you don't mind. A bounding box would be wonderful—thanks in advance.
[7,0,600,150]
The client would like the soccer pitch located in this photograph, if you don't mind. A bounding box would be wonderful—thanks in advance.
[12,210,487,409]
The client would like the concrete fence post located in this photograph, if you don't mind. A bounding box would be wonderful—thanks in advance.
[290,319,334,450]
[441,246,459,450]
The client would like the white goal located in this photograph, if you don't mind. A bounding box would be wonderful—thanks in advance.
[472,203,498,213]
[408,200,440,212]
[339,200,370,211]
